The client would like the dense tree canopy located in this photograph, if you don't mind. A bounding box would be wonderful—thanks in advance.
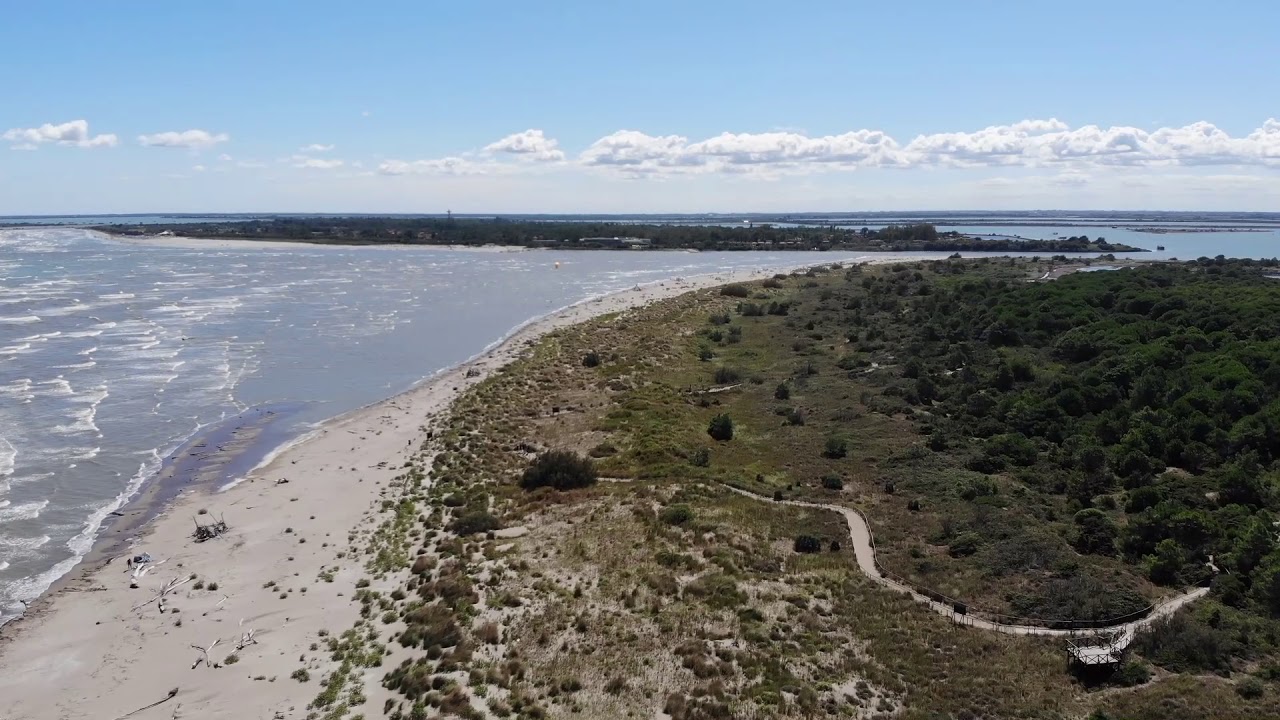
[852,258,1280,611]
[96,218,1146,252]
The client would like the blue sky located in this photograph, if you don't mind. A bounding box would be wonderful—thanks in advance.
[2,1,1278,214]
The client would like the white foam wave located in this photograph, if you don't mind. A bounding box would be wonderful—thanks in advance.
[0,499,49,523]
[0,436,13,480]
[0,315,40,324]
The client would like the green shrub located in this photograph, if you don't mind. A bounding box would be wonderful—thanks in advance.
[447,511,501,535]
[719,284,750,298]
[948,532,982,557]
[690,447,710,467]
[823,437,847,459]
[713,367,741,384]
[684,573,745,609]
[1237,676,1265,699]
[774,383,790,400]
[1134,612,1232,674]
[707,414,734,441]
[1109,660,1150,687]
[581,350,601,368]
[821,474,844,490]
[794,535,822,553]
[659,504,695,526]
[520,451,597,491]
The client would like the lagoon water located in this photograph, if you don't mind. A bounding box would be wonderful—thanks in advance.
[0,226,1275,624]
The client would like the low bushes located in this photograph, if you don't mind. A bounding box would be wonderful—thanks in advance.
[520,450,597,491]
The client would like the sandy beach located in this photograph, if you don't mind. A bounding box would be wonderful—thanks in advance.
[0,266,795,720]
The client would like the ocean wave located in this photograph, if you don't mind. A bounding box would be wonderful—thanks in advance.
[53,406,102,436]
[0,315,41,324]
[0,499,49,523]
[51,360,97,370]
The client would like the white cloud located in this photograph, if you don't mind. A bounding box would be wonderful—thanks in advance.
[578,130,705,178]
[378,157,492,176]
[301,143,335,152]
[370,119,1280,186]
[137,129,230,149]
[291,155,344,169]
[192,164,206,172]
[218,153,233,162]
[2,119,118,149]
[571,118,1280,178]
[483,129,565,162]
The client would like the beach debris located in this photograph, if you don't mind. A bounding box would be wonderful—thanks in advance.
[131,574,190,613]
[111,687,179,720]
[129,557,167,588]
[190,639,219,669]
[275,478,289,485]
[235,628,258,651]
[193,514,229,542]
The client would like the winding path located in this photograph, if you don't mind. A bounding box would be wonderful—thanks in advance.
[724,485,1210,640]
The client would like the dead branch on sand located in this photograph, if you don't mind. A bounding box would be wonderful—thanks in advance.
[189,639,219,669]
[112,687,178,719]
[193,514,228,542]
[131,576,192,613]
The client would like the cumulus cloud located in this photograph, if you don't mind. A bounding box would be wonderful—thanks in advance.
[301,143,334,152]
[483,129,565,161]
[137,129,230,149]
[573,119,1280,177]
[2,119,118,149]
[373,119,1280,182]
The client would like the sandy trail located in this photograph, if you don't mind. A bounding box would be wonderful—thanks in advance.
[724,485,1209,638]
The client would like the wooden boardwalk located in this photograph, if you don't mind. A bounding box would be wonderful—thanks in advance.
[724,484,1210,638]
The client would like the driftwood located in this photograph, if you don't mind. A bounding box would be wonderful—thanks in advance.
[131,575,191,613]
[235,628,258,651]
[129,558,167,588]
[112,687,178,719]
[190,638,219,669]
[193,514,228,542]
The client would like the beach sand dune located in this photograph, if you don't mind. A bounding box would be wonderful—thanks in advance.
[0,270,780,719]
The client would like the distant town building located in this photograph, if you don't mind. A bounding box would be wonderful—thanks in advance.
[581,237,652,249]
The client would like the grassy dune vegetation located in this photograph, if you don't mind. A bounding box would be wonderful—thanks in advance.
[318,257,1280,720]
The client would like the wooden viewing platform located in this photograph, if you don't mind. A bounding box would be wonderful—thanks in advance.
[1066,628,1134,667]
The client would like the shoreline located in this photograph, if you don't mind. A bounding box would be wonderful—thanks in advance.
[0,259,855,719]
[89,228,1154,254]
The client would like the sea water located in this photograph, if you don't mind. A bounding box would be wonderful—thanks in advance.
[0,229,949,623]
